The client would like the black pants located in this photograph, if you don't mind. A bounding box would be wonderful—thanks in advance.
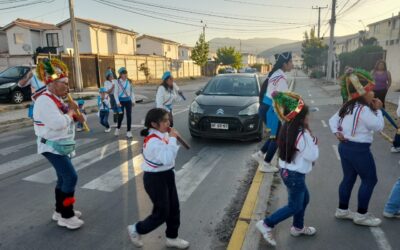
[117,101,132,131]
[136,170,180,238]
[374,89,388,108]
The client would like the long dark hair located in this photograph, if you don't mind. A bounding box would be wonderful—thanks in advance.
[161,76,173,91]
[278,105,309,163]
[373,59,387,72]
[140,108,169,136]
[338,96,368,118]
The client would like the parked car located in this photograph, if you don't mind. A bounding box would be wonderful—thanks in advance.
[188,73,263,141]
[0,66,31,104]
[223,67,237,74]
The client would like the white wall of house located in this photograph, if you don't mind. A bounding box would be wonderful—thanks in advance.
[89,27,112,55]
[60,22,92,54]
[368,16,400,48]
[162,43,179,59]
[115,32,136,55]
[31,30,41,52]
[0,32,8,53]
[136,37,163,56]
[6,26,33,55]
[386,44,400,88]
[178,47,191,60]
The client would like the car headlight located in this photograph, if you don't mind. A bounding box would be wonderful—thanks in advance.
[190,101,204,114]
[0,82,17,89]
[239,103,259,116]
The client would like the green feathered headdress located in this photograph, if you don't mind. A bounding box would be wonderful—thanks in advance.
[36,58,68,84]
[340,67,375,101]
[272,91,305,122]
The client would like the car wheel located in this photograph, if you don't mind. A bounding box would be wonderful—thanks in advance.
[11,90,24,104]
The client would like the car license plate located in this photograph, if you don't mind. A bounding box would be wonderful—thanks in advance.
[211,123,229,130]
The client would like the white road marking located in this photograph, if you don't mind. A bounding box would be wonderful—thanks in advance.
[0,138,96,176]
[23,140,137,184]
[310,100,315,104]
[308,94,312,97]
[173,108,189,116]
[370,227,392,250]
[332,145,341,161]
[175,147,224,202]
[0,141,36,156]
[321,120,328,128]
[0,135,24,144]
[81,154,144,192]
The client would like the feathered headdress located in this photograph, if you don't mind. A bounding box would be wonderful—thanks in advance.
[272,91,305,122]
[36,58,68,84]
[340,67,375,101]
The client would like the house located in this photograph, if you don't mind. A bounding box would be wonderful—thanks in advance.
[0,27,8,53]
[335,32,366,55]
[136,35,180,59]
[3,18,62,55]
[178,45,192,60]
[367,13,400,48]
[57,17,138,55]
[241,53,257,66]
[256,57,266,64]
[292,53,303,69]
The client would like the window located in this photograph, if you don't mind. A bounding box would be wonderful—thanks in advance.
[393,20,397,30]
[386,40,389,45]
[136,44,141,48]
[13,33,24,44]
[390,40,395,45]
[396,39,400,44]
[46,33,59,47]
[70,29,81,42]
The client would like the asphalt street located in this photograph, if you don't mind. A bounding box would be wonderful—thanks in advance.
[0,79,261,250]
[259,74,400,250]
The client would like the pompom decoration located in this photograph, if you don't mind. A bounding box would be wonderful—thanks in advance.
[63,197,76,207]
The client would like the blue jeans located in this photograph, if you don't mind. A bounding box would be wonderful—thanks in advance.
[99,110,110,129]
[384,178,400,214]
[338,142,378,213]
[42,152,78,194]
[264,169,310,229]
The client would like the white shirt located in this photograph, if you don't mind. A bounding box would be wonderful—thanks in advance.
[114,78,135,105]
[98,94,111,111]
[265,69,288,99]
[33,91,75,155]
[397,97,400,117]
[141,129,180,173]
[156,82,183,111]
[329,104,384,143]
[104,80,116,94]
[279,130,319,174]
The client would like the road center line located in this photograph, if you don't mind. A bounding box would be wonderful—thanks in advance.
[321,120,327,128]
[310,100,315,104]
[173,108,189,116]
[370,227,392,250]
[332,145,340,161]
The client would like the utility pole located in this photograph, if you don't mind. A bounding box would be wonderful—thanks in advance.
[327,0,336,81]
[312,5,328,39]
[69,0,83,91]
[201,20,207,40]
[239,39,242,53]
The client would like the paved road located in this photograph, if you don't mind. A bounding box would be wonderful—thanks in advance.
[260,73,400,250]
[0,79,261,250]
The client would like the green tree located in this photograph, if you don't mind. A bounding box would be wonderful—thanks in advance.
[216,46,242,69]
[301,28,328,70]
[338,45,383,74]
[191,33,209,69]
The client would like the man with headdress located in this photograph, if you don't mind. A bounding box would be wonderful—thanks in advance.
[33,58,85,229]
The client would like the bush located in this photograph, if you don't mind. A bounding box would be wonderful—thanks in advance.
[339,45,384,74]
[310,70,324,79]
[218,68,226,74]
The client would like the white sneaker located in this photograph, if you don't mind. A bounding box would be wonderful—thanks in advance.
[383,211,400,219]
[335,208,355,220]
[126,131,133,139]
[105,128,111,133]
[76,128,83,132]
[391,146,400,153]
[127,224,143,247]
[353,212,382,227]
[165,238,189,249]
[57,216,84,229]
[114,128,120,136]
[255,220,276,246]
[259,162,279,173]
[252,150,265,162]
[52,210,82,221]
[290,226,316,237]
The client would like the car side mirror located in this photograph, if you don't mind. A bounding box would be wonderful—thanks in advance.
[195,89,202,96]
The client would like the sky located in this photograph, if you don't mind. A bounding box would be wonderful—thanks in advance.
[0,0,399,46]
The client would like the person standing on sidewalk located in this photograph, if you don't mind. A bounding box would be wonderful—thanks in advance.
[252,52,293,173]
[33,58,84,229]
[383,96,400,219]
[114,67,135,138]
[156,71,185,127]
[127,108,189,249]
[372,60,391,108]
[256,91,318,247]
[103,68,118,124]
[329,68,384,227]
[97,87,111,132]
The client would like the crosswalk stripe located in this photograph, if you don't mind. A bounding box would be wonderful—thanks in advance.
[0,138,97,176]
[81,154,143,192]
[23,140,138,184]
[0,141,36,156]
[0,135,24,144]
[176,147,224,202]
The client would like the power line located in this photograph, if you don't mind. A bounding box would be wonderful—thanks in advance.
[223,0,311,10]
[0,0,54,11]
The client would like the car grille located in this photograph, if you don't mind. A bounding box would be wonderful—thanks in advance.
[198,116,243,132]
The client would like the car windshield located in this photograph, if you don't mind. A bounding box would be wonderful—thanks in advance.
[0,67,28,78]
[202,76,258,96]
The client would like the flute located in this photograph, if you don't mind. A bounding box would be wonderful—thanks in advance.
[168,128,190,149]
[66,94,90,132]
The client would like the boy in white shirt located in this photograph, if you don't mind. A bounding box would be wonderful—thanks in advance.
[98,87,111,132]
